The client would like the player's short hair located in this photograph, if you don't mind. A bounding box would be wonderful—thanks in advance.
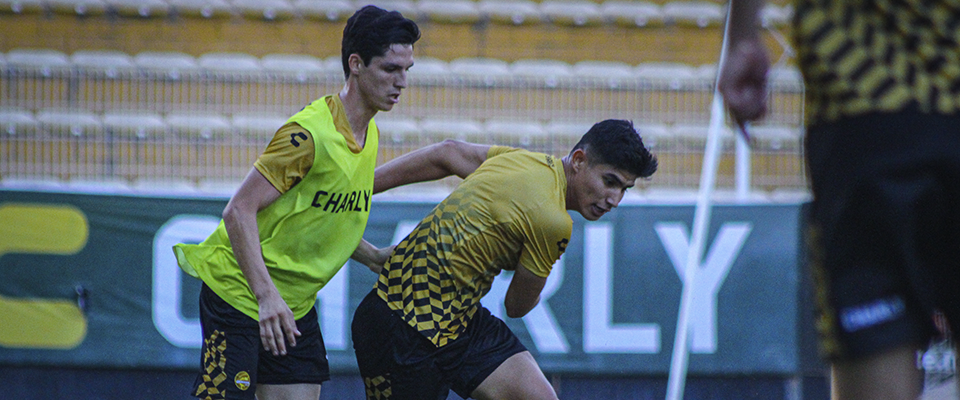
[570,119,658,178]
[341,5,421,79]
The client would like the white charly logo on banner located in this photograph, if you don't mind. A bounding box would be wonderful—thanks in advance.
[152,216,751,355]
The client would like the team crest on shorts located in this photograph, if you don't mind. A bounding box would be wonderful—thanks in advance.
[235,371,251,391]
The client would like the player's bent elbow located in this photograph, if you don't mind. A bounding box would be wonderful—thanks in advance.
[505,307,527,319]
[504,301,535,319]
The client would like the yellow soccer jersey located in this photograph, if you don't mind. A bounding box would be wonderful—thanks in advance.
[794,0,960,124]
[376,146,572,346]
[174,94,378,320]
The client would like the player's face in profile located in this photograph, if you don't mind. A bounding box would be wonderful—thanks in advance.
[571,159,636,221]
[356,43,414,112]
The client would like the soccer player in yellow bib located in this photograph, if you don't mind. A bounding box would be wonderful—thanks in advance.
[351,119,658,400]
[172,6,418,400]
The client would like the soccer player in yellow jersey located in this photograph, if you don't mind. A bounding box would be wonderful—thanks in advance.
[172,6,418,400]
[723,1,960,399]
[352,119,658,400]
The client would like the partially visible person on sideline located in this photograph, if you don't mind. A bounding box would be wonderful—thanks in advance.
[352,119,658,400]
[722,1,960,399]
[172,6,418,399]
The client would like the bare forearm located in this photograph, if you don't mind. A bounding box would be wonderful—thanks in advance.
[728,0,764,43]
[505,294,540,319]
[350,238,392,273]
[374,140,491,194]
[504,265,547,318]
[223,205,278,301]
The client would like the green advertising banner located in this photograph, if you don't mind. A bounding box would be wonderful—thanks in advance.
[0,189,813,375]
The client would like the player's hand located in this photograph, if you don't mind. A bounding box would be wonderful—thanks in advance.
[257,292,300,356]
[364,245,395,274]
[351,239,395,274]
[719,37,770,133]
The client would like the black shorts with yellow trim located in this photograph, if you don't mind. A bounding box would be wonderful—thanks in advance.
[806,108,960,361]
[351,289,527,400]
[192,283,330,400]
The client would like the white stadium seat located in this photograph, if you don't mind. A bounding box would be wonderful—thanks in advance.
[134,51,200,78]
[293,0,353,21]
[539,1,603,27]
[166,0,232,19]
[478,0,540,26]
[165,112,231,139]
[105,0,169,17]
[662,1,724,28]
[198,52,262,74]
[418,0,480,24]
[103,110,167,139]
[0,108,37,135]
[601,1,663,28]
[36,110,103,137]
[230,113,288,139]
[232,0,295,21]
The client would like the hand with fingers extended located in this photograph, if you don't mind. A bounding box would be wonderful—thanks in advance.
[257,291,301,356]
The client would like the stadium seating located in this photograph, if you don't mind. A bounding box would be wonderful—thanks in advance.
[417,0,480,24]
[0,107,37,135]
[293,0,355,21]
[539,1,604,27]
[46,0,107,16]
[600,1,664,28]
[105,0,170,18]
[165,0,232,19]
[0,0,808,193]
[478,0,540,26]
[0,0,44,14]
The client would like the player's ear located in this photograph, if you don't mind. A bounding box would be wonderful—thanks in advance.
[570,149,587,172]
[348,53,364,76]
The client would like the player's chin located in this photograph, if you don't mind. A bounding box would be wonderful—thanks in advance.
[378,101,398,112]
[581,208,603,221]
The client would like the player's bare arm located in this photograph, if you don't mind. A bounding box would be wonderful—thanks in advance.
[373,139,492,193]
[718,0,769,127]
[222,167,299,357]
[350,239,394,274]
[504,264,547,318]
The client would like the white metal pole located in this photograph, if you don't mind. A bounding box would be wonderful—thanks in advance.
[664,4,735,400]
[735,132,751,200]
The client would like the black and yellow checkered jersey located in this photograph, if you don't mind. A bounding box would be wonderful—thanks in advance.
[376,146,572,346]
[794,0,960,125]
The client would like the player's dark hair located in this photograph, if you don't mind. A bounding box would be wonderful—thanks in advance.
[570,119,658,178]
[341,5,421,79]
